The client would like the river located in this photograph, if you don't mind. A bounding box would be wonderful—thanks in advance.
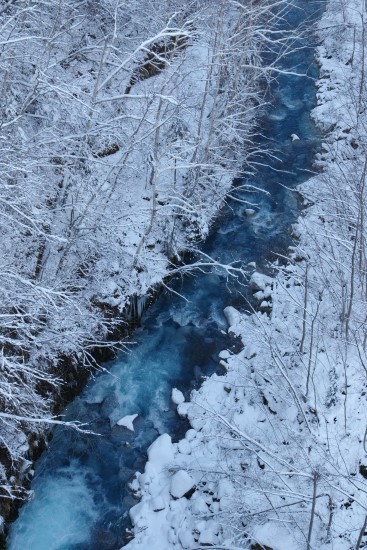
[8,1,323,548]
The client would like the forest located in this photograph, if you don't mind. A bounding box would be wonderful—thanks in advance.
[2,0,367,549]
[0,0,285,531]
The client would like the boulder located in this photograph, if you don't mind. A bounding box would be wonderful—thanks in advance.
[170,470,195,499]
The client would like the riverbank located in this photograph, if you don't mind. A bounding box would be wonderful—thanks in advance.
[124,1,367,548]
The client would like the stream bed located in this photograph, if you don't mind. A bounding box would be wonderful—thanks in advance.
[8,2,323,549]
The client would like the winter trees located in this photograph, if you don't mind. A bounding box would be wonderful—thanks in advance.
[0,0,288,519]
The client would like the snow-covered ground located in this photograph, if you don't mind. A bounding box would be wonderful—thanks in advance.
[125,1,367,548]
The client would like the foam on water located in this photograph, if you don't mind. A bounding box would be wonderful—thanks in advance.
[9,461,99,550]
[269,108,288,121]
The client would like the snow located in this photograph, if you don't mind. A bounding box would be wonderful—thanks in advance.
[116,414,138,432]
[150,496,166,512]
[249,271,274,291]
[147,434,174,467]
[177,530,195,549]
[171,388,185,405]
[177,440,191,455]
[253,523,298,550]
[223,306,241,328]
[198,530,218,546]
[130,501,149,529]
[170,470,195,499]
[185,429,197,442]
[176,402,190,418]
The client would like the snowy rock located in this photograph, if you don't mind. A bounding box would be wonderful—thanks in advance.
[263,286,272,299]
[191,496,209,514]
[253,290,265,301]
[210,501,220,514]
[129,477,140,493]
[147,434,174,466]
[138,472,150,487]
[291,133,300,141]
[244,345,257,359]
[117,414,138,431]
[185,429,197,441]
[168,530,178,544]
[129,501,147,528]
[17,432,29,453]
[253,523,295,550]
[138,461,157,488]
[223,306,241,328]
[177,402,190,417]
[250,272,273,291]
[195,519,207,534]
[178,530,195,549]
[145,462,157,478]
[219,360,229,371]
[198,529,219,546]
[150,496,166,512]
[245,208,256,216]
[178,439,191,455]
[170,470,195,499]
[217,479,235,499]
[171,388,185,405]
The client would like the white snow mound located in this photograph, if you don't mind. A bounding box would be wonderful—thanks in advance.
[117,414,138,431]
[147,434,174,466]
[223,306,241,328]
[171,388,185,405]
[170,470,195,499]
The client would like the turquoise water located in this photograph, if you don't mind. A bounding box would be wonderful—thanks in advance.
[8,2,323,549]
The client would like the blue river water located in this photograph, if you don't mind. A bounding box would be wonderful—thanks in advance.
[8,2,323,549]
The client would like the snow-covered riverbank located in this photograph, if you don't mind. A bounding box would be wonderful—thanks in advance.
[125,1,367,548]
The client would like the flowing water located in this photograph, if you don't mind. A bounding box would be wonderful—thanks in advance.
[8,2,323,549]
